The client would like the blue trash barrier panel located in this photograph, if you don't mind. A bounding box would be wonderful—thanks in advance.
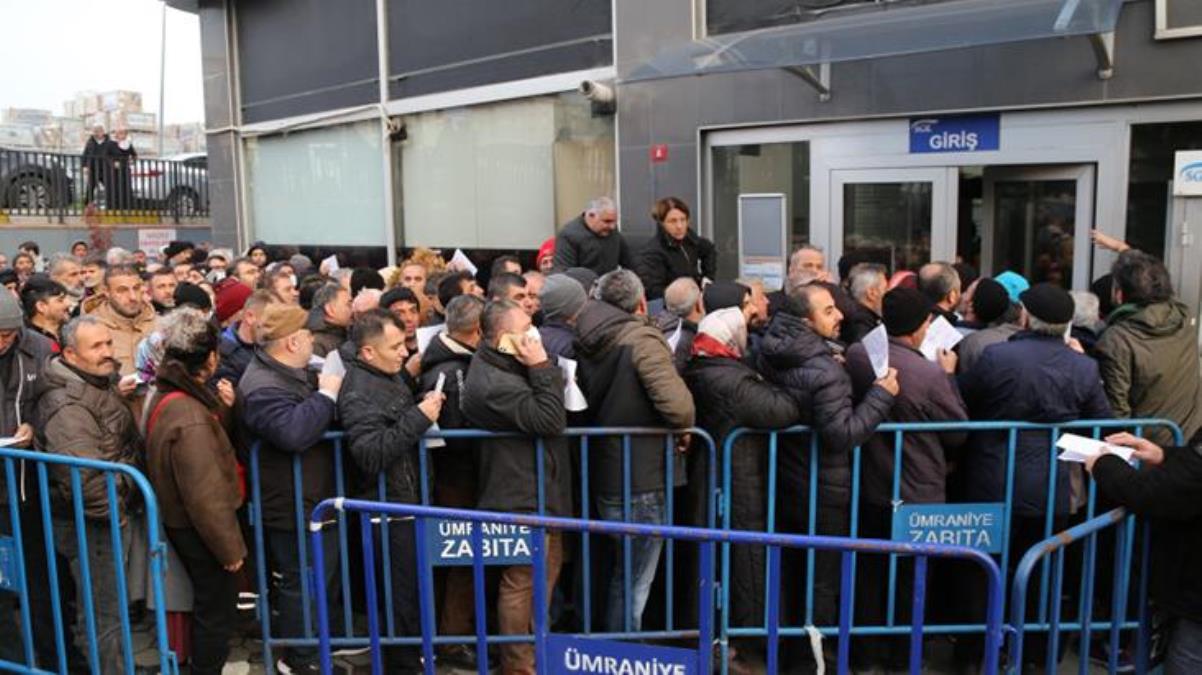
[426,518,533,566]
[892,503,1005,552]
[0,446,178,675]
[308,499,1007,675]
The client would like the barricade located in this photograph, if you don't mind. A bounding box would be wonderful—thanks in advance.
[246,426,717,672]
[719,418,1181,669]
[0,446,178,675]
[307,499,1007,675]
[1009,508,1148,674]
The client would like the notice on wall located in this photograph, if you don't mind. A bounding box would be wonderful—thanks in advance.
[138,228,176,259]
[425,519,533,567]
[892,503,1005,553]
[545,634,698,675]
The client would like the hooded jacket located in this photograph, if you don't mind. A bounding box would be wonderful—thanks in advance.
[418,333,476,492]
[0,330,57,507]
[634,226,717,301]
[574,301,696,495]
[756,311,894,503]
[34,356,143,521]
[461,345,571,515]
[552,214,633,276]
[1095,301,1202,445]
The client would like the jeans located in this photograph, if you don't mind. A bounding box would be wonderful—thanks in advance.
[597,491,666,633]
[266,527,339,668]
[52,517,131,674]
[167,527,239,675]
[1167,617,1202,675]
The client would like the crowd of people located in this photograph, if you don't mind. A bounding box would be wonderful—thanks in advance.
[0,193,1200,675]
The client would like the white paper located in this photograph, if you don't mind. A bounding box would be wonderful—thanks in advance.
[321,254,340,274]
[308,354,325,370]
[557,356,588,412]
[434,372,447,395]
[862,324,890,379]
[0,436,20,447]
[448,249,478,277]
[666,320,684,352]
[415,325,444,355]
[320,349,346,378]
[919,316,965,361]
[425,373,448,449]
[1055,433,1136,464]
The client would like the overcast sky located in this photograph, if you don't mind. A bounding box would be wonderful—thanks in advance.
[0,0,204,124]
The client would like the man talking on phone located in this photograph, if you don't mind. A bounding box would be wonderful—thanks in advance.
[462,300,569,675]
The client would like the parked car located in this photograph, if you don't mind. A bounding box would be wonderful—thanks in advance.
[132,152,208,215]
[0,147,74,211]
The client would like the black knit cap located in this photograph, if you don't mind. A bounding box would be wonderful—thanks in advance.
[174,282,212,311]
[1020,283,1074,324]
[882,287,933,337]
[971,278,1010,325]
[702,281,750,312]
[163,240,194,260]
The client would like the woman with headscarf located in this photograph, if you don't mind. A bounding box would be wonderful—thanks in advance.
[106,126,137,210]
[683,307,798,670]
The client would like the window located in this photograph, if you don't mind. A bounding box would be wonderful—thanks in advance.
[244,120,385,246]
[704,0,962,35]
[1126,121,1202,259]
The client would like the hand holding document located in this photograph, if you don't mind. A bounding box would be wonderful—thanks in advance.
[862,324,890,379]
[321,349,346,378]
[558,356,588,412]
[920,316,964,361]
[1055,433,1136,464]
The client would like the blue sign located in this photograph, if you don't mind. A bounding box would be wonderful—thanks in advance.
[546,634,698,675]
[1180,162,1202,184]
[0,536,17,592]
[891,503,1005,553]
[909,114,1000,154]
[425,518,533,567]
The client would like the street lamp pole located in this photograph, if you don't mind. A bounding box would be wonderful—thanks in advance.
[157,1,167,156]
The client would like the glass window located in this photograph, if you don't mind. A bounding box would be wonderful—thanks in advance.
[843,182,932,273]
[992,179,1078,286]
[1126,122,1202,259]
[244,120,384,246]
[705,0,963,35]
[399,93,613,249]
[711,142,809,281]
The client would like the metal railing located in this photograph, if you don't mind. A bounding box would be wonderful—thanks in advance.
[0,148,208,222]
[0,447,178,675]
[307,500,1007,675]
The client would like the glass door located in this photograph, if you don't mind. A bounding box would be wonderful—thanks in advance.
[830,168,955,274]
[981,164,1096,289]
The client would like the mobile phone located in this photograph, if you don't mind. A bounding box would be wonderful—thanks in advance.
[497,332,522,355]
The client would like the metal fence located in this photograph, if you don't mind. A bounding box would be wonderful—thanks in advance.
[0,148,208,222]
[307,499,1007,675]
[0,446,177,675]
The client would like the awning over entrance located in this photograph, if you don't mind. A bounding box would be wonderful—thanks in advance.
[624,0,1124,91]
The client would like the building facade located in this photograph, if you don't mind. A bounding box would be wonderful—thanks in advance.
[177,0,1202,324]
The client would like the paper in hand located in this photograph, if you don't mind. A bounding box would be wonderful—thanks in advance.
[425,372,449,449]
[919,316,964,361]
[1055,433,1136,464]
[321,349,346,378]
[862,324,890,379]
[415,325,444,355]
[558,356,588,412]
[449,249,478,277]
[434,372,447,395]
[666,320,684,353]
[321,254,339,274]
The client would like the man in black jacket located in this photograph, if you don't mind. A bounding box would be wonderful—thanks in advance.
[461,300,568,675]
[757,282,897,670]
[841,262,887,345]
[237,303,343,674]
[552,196,633,276]
[340,310,443,672]
[1088,431,1202,675]
[81,124,110,204]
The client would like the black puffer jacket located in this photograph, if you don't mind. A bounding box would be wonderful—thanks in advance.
[635,227,717,301]
[418,333,476,492]
[685,354,798,627]
[461,346,571,516]
[339,352,433,504]
[757,311,894,503]
[552,214,633,276]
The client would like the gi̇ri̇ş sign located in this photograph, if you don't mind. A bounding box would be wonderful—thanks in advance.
[891,502,1005,553]
[425,518,533,566]
[909,114,1000,154]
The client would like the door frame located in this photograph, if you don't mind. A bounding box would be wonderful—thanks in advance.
[980,164,1097,290]
[829,167,959,271]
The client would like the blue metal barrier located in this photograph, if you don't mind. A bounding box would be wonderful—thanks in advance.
[1009,508,1147,674]
[246,426,716,672]
[307,499,1007,675]
[719,418,1182,667]
[0,447,178,675]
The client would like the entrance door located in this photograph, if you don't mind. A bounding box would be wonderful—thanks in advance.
[981,165,1096,289]
[1166,192,1202,347]
[830,168,956,273]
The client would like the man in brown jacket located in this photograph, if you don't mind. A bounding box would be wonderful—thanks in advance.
[35,315,144,674]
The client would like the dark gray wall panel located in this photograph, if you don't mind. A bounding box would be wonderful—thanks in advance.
[388,0,612,98]
[236,0,378,123]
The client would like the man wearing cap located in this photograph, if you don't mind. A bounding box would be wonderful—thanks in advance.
[538,273,588,360]
[237,302,344,674]
[956,277,1022,375]
[955,282,1112,668]
[211,288,270,388]
[163,240,195,266]
[845,287,967,670]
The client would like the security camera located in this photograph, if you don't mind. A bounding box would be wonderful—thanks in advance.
[579,80,616,115]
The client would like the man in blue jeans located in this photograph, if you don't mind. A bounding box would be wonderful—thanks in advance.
[238,303,343,674]
[575,269,695,632]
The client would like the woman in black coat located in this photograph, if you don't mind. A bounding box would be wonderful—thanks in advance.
[635,197,717,301]
[684,307,797,668]
[107,127,138,210]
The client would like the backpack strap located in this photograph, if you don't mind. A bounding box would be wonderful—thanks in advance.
[146,391,188,438]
